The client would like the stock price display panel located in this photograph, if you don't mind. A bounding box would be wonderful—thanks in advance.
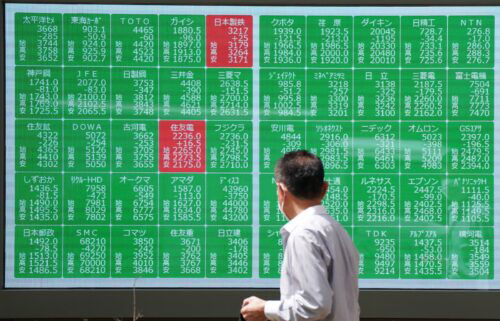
[4,3,500,289]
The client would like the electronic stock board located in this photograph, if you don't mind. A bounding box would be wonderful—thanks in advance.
[4,3,500,290]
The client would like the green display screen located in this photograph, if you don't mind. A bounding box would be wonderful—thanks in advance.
[4,4,499,289]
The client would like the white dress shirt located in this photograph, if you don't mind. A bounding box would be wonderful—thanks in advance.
[264,205,360,321]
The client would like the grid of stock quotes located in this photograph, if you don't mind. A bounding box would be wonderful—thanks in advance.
[4,4,500,288]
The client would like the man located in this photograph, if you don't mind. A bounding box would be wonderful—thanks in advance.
[241,150,359,321]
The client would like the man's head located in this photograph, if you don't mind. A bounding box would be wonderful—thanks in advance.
[274,150,328,219]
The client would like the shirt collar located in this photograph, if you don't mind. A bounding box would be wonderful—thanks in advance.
[280,204,326,245]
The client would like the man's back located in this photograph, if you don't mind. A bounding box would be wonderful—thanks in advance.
[267,205,359,321]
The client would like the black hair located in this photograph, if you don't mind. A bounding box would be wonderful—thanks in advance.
[274,150,325,200]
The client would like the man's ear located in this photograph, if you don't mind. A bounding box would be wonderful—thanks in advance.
[277,182,287,197]
[320,181,329,199]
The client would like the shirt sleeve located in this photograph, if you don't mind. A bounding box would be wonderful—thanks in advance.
[264,230,333,321]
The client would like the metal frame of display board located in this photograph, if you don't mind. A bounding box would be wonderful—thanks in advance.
[1,0,500,319]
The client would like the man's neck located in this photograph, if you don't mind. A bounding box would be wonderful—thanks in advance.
[286,199,322,220]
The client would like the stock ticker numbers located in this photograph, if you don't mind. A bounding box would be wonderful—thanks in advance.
[11,12,495,282]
